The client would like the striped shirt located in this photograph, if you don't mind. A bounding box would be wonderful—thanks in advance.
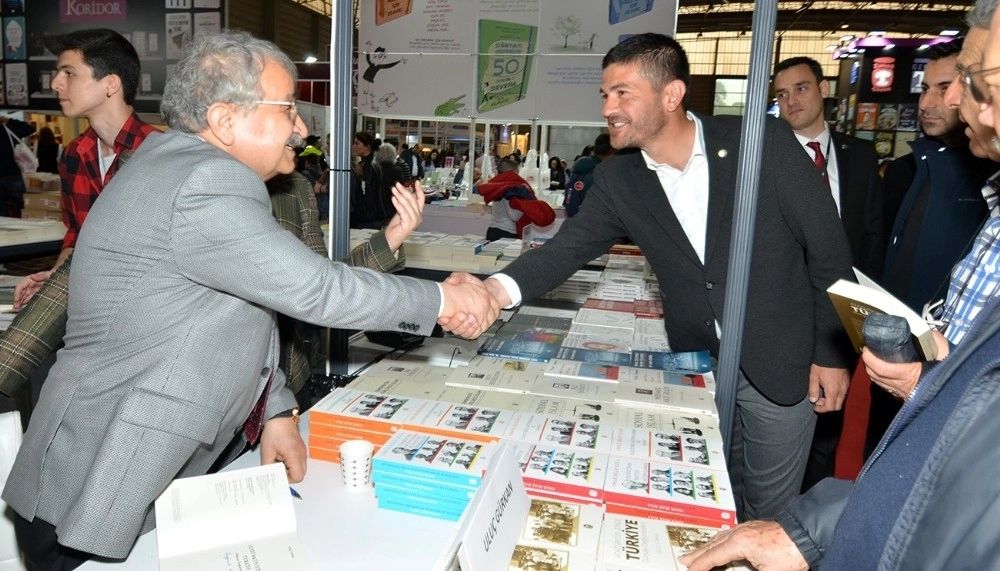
[941,172,1000,345]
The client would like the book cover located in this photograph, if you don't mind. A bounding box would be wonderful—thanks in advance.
[623,369,715,394]
[599,515,733,571]
[614,385,718,417]
[611,407,717,431]
[544,359,624,383]
[582,298,637,314]
[876,103,899,130]
[477,19,536,113]
[376,495,466,522]
[609,426,726,471]
[564,328,634,348]
[856,102,878,130]
[874,130,895,159]
[373,430,494,489]
[444,364,539,394]
[374,482,473,516]
[629,350,713,374]
[552,346,632,367]
[572,308,637,330]
[515,498,603,554]
[633,300,664,319]
[154,463,312,570]
[512,442,609,502]
[527,376,618,402]
[503,413,613,453]
[372,471,478,502]
[603,458,737,527]
[309,389,419,435]
[897,103,919,131]
[827,269,937,360]
[526,396,617,424]
[402,401,512,443]
[506,313,575,332]
[478,337,562,363]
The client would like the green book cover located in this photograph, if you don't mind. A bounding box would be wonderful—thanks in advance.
[477,19,537,113]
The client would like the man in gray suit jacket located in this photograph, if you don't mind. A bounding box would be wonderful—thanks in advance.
[2,31,496,569]
[470,33,855,521]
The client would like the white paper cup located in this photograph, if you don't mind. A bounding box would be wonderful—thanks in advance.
[339,439,375,490]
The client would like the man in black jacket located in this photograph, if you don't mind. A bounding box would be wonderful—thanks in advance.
[0,115,35,217]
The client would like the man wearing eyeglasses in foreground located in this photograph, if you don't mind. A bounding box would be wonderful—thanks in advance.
[681,2,1000,569]
[2,30,497,570]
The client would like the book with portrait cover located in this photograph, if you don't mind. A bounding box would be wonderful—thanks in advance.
[308,389,419,437]
[598,515,754,571]
[623,369,716,394]
[507,498,603,570]
[503,413,613,453]
[856,102,879,130]
[608,425,726,471]
[511,441,610,503]
[401,400,513,444]
[373,430,495,489]
[544,359,624,383]
[551,346,632,367]
[602,457,737,528]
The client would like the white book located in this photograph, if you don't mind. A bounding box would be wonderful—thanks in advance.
[444,362,542,394]
[573,308,636,331]
[154,463,311,570]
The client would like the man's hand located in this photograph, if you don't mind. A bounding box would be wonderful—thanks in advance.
[384,181,425,251]
[438,272,500,339]
[12,270,53,311]
[678,520,807,571]
[808,364,850,412]
[260,416,307,483]
[861,347,923,401]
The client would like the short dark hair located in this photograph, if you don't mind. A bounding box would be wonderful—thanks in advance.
[497,158,519,173]
[773,56,824,84]
[927,37,963,61]
[602,33,691,108]
[593,133,613,156]
[44,29,140,105]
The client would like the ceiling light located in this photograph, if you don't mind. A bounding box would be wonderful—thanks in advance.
[304,55,318,63]
[940,29,960,36]
[840,24,849,29]
[825,44,839,51]
[840,34,855,42]
[868,30,886,37]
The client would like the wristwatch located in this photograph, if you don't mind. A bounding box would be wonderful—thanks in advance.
[271,407,300,425]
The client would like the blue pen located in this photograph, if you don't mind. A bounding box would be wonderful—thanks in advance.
[289,486,303,500]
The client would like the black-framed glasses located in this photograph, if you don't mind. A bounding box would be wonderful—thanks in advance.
[959,62,1000,106]
[253,99,298,121]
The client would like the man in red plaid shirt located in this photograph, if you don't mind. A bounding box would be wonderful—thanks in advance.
[12,29,158,309]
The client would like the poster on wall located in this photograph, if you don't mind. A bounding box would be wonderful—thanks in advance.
[359,0,677,123]
[0,0,225,113]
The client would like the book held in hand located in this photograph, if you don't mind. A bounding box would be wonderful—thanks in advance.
[826,268,937,360]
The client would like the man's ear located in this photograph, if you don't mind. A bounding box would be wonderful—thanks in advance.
[665,79,686,111]
[819,79,831,99]
[104,74,122,99]
[206,102,237,146]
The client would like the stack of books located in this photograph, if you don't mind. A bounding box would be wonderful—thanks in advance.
[372,430,494,521]
[602,457,736,528]
[510,441,610,506]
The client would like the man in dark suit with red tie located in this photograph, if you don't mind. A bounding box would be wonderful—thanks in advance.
[773,56,884,491]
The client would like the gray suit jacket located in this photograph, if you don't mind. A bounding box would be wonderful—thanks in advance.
[2,131,441,558]
[503,114,854,404]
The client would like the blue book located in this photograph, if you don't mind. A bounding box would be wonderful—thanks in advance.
[630,350,713,373]
[377,496,465,521]
[373,431,493,489]
[375,483,473,514]
[552,346,631,366]
[372,472,479,500]
[478,337,562,363]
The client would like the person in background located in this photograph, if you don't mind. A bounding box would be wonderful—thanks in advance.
[400,142,423,181]
[0,114,35,217]
[1,29,496,569]
[383,137,412,182]
[423,148,439,175]
[350,130,385,229]
[564,133,613,217]
[34,126,61,175]
[479,157,555,241]
[376,142,404,222]
[11,29,159,310]
[547,155,566,191]
[771,55,883,491]
[267,169,425,409]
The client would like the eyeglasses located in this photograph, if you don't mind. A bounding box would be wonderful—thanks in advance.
[252,99,298,121]
[958,62,1000,107]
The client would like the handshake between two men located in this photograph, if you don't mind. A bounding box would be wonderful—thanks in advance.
[435,272,515,339]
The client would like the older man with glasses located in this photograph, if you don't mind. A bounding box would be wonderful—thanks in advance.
[679,1,1000,569]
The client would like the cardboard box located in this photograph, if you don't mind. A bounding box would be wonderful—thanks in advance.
[22,191,62,212]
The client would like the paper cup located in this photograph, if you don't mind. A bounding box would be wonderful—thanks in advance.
[339,439,375,490]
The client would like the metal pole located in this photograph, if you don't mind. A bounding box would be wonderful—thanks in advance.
[326,0,354,376]
[716,1,778,458]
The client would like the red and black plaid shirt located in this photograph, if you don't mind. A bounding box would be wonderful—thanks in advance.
[59,114,160,248]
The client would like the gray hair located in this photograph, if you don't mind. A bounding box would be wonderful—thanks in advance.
[967,0,1000,29]
[376,143,398,164]
[161,30,297,133]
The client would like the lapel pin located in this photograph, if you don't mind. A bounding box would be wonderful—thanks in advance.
[718,149,728,158]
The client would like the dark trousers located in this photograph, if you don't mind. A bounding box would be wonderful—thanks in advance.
[12,511,92,571]
[865,383,903,460]
[486,227,517,241]
[800,409,844,492]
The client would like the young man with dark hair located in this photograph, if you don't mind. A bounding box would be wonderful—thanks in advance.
[564,132,614,217]
[466,33,854,521]
[772,54,883,490]
[11,28,158,309]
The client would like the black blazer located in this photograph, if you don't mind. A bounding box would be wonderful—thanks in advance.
[830,131,884,280]
[503,114,854,404]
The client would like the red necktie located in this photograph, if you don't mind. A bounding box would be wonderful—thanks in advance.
[806,141,830,189]
[243,373,274,446]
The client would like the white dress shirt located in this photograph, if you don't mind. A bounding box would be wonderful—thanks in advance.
[793,125,842,216]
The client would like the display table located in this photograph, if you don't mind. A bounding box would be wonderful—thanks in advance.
[0,217,64,264]
[77,413,457,570]
[417,201,493,236]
